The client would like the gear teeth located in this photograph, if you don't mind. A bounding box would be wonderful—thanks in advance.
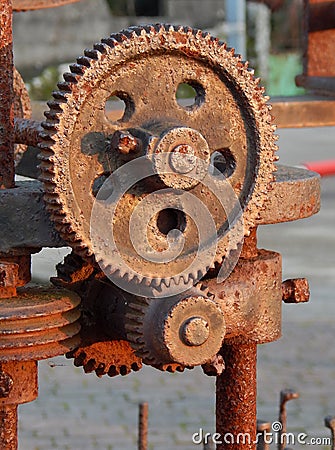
[63,72,79,83]
[93,42,108,53]
[57,81,72,92]
[84,48,100,60]
[69,63,86,75]
[39,24,278,291]
[125,284,210,369]
[76,56,91,67]
[46,100,63,112]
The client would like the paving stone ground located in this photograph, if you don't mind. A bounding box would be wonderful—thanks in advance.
[19,127,335,449]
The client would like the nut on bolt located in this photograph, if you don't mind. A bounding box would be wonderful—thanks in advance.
[110,130,142,155]
[0,262,19,298]
[282,278,310,303]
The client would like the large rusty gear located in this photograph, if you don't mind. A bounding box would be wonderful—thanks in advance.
[13,67,32,167]
[39,24,277,289]
[125,284,226,368]
[52,251,142,378]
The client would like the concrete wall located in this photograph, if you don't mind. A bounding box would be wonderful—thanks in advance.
[13,0,128,71]
[13,0,227,73]
[165,0,225,28]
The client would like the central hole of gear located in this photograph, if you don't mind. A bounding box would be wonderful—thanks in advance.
[156,208,186,236]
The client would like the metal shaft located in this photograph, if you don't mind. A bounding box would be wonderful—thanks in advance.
[0,404,18,450]
[0,0,15,189]
[14,118,43,147]
[216,340,257,450]
[138,402,148,450]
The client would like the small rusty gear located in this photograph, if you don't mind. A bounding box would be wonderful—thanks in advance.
[66,338,142,378]
[40,24,277,289]
[53,251,142,378]
[125,284,226,368]
[13,67,32,167]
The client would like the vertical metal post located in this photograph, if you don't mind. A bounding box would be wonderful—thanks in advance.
[277,389,299,450]
[0,405,17,450]
[256,421,271,450]
[0,0,15,189]
[216,339,257,450]
[138,402,148,450]
[225,0,246,57]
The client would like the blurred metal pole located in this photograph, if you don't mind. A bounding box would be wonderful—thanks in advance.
[247,3,271,83]
[138,402,148,450]
[225,0,246,57]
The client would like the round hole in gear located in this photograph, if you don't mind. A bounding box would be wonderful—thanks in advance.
[176,81,205,109]
[105,91,135,122]
[211,148,236,179]
[156,208,187,236]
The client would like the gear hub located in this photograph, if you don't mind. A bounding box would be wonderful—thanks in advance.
[126,288,226,367]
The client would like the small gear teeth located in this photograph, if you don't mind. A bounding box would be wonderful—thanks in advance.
[66,345,142,378]
[125,284,211,369]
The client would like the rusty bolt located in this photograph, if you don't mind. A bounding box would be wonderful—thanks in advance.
[202,353,225,376]
[0,262,18,298]
[0,371,13,398]
[170,144,197,174]
[110,130,142,155]
[282,278,310,303]
[181,316,210,346]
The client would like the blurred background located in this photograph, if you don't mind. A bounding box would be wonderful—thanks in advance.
[13,0,304,100]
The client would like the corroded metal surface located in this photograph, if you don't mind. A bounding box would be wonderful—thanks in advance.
[282,278,310,304]
[257,165,320,225]
[0,404,17,450]
[297,0,335,94]
[271,96,335,128]
[0,167,319,253]
[126,287,226,367]
[278,389,299,450]
[0,287,81,361]
[0,181,65,252]
[14,118,41,148]
[0,0,14,189]
[204,249,282,344]
[13,0,80,11]
[216,339,257,450]
[138,402,148,450]
[0,262,18,299]
[54,251,143,377]
[0,361,37,405]
[0,253,32,287]
[256,421,271,450]
[0,361,38,450]
[13,68,32,166]
[39,24,277,288]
